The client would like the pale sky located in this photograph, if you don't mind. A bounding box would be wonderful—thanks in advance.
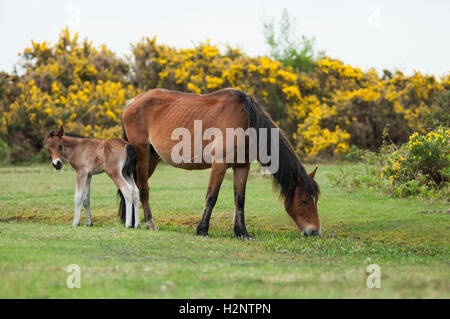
[1,0,449,77]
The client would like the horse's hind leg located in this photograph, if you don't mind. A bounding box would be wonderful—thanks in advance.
[135,144,159,230]
[196,163,227,236]
[232,165,251,239]
[83,175,93,226]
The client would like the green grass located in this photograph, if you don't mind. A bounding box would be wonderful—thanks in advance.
[0,163,448,298]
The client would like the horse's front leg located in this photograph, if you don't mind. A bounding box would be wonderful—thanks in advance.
[73,170,88,226]
[196,163,228,236]
[232,165,251,239]
[83,175,93,226]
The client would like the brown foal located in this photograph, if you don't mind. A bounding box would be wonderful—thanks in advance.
[44,126,140,228]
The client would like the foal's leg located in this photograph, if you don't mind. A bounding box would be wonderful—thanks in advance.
[125,175,141,228]
[108,171,134,228]
[232,165,251,239]
[83,175,93,226]
[132,181,141,229]
[196,163,228,236]
[73,170,88,226]
[135,144,158,230]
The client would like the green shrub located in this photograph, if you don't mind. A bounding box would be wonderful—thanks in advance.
[382,128,449,187]
[340,145,368,163]
[328,128,449,201]
[0,138,11,165]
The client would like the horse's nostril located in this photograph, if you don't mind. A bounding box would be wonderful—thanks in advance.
[302,229,321,237]
[53,161,62,170]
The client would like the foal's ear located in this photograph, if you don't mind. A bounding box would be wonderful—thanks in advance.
[57,126,65,137]
[43,130,50,146]
[309,167,318,179]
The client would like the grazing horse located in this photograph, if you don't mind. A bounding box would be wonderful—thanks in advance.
[44,126,140,228]
[120,88,320,238]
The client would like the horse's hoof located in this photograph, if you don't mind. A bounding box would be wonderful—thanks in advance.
[196,230,209,237]
[86,223,93,227]
[234,233,253,240]
[145,221,159,231]
[125,224,133,228]
[134,224,141,229]
[72,222,80,227]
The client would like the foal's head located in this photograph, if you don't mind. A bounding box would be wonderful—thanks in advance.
[284,167,321,237]
[44,126,65,170]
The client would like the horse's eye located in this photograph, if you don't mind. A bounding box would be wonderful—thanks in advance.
[300,199,308,205]
[58,145,62,151]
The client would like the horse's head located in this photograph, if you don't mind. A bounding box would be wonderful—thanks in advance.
[284,167,320,237]
[44,126,64,170]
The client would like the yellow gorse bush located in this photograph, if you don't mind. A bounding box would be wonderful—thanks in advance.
[130,38,360,158]
[0,29,448,162]
[0,28,138,161]
[132,41,448,159]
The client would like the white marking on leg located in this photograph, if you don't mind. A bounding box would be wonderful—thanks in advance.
[121,186,133,228]
[74,190,82,226]
[132,180,141,228]
[74,171,88,227]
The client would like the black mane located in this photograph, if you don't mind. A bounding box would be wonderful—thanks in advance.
[232,89,320,201]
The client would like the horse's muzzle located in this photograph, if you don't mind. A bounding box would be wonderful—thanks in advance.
[302,229,321,237]
[53,161,62,170]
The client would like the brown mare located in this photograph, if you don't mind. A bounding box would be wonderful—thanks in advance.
[44,126,140,228]
[119,88,320,238]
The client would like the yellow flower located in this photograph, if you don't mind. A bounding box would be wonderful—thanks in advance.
[205,76,224,89]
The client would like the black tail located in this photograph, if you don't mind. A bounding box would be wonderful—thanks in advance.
[232,89,319,201]
[118,143,137,225]
[122,144,137,177]
[121,122,128,142]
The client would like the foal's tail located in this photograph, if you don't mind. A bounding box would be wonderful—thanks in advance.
[122,144,137,177]
[118,143,137,225]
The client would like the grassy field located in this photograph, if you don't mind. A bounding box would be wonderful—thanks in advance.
[0,163,448,298]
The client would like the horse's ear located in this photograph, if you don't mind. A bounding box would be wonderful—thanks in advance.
[309,167,318,179]
[57,126,64,137]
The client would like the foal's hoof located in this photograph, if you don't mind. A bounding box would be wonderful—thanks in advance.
[72,222,80,227]
[125,224,133,229]
[134,224,141,229]
[86,223,93,227]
